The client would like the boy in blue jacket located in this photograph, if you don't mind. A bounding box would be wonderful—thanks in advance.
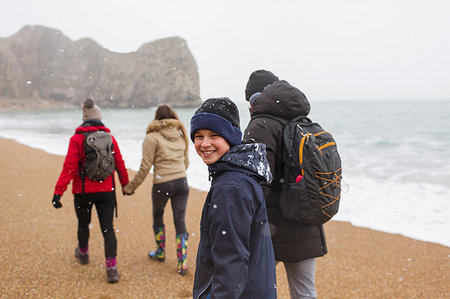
[190,97,277,299]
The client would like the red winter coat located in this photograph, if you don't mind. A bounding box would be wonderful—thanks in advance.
[54,124,129,196]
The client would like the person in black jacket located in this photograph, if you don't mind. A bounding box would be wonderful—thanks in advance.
[243,70,327,299]
[191,97,277,299]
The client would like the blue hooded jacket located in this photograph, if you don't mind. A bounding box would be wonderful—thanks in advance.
[193,143,277,299]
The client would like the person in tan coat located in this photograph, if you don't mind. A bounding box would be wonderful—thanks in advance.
[123,104,190,275]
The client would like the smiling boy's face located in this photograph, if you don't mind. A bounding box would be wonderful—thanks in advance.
[194,129,230,165]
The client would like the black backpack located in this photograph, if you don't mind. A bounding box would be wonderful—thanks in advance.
[255,115,342,225]
[81,131,115,181]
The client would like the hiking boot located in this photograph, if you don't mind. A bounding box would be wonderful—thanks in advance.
[149,226,165,262]
[106,266,120,283]
[74,247,89,264]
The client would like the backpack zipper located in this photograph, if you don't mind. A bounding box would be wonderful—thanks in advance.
[298,131,332,172]
[298,134,311,176]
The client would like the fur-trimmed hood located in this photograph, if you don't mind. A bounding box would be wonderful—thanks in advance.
[146,118,186,141]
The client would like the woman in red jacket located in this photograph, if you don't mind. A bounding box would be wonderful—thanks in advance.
[52,98,129,283]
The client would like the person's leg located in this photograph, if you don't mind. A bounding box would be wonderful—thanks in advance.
[168,178,189,275]
[169,178,189,234]
[93,192,117,259]
[93,191,119,283]
[149,182,171,261]
[152,182,171,228]
[74,194,93,253]
[284,258,317,299]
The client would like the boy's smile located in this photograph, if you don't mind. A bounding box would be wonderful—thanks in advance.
[194,129,230,165]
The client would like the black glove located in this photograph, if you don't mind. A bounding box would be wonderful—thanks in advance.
[52,194,62,209]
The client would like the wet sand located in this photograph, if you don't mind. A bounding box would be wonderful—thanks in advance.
[0,137,448,298]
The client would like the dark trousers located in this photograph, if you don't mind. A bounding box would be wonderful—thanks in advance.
[74,192,117,258]
[152,177,189,234]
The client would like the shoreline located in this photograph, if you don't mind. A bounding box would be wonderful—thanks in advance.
[0,98,199,112]
[0,98,78,111]
[1,135,448,249]
[0,137,448,298]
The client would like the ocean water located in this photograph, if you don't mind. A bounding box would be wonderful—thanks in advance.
[1,99,449,247]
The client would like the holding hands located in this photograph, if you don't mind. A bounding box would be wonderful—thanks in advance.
[122,184,134,196]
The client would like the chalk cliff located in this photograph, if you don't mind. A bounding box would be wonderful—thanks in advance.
[0,25,201,108]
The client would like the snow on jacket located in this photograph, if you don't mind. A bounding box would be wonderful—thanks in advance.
[193,143,277,299]
[243,80,327,263]
[54,120,129,195]
[125,118,189,192]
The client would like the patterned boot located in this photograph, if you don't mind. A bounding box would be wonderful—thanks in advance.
[176,232,188,276]
[148,226,165,262]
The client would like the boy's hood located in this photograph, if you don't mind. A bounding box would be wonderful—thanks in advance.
[209,143,272,183]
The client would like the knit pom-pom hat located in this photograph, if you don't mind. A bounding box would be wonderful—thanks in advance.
[190,97,242,147]
[82,98,102,121]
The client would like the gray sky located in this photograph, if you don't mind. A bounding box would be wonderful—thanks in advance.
[1,0,449,102]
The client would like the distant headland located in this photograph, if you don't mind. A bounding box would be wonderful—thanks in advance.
[0,25,201,110]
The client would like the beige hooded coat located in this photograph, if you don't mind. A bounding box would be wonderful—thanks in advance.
[124,118,189,193]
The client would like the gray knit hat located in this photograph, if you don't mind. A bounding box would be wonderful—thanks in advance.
[82,98,102,121]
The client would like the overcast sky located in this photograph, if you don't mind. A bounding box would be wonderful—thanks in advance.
[1,0,449,102]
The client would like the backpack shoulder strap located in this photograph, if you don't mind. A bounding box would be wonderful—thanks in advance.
[291,115,312,124]
[78,131,93,195]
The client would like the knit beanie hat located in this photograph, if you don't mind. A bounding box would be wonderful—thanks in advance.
[245,69,279,101]
[190,97,242,147]
[82,98,102,121]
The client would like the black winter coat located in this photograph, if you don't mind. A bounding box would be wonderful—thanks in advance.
[193,143,277,299]
[243,80,327,263]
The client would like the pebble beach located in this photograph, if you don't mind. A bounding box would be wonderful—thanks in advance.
[0,137,448,298]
